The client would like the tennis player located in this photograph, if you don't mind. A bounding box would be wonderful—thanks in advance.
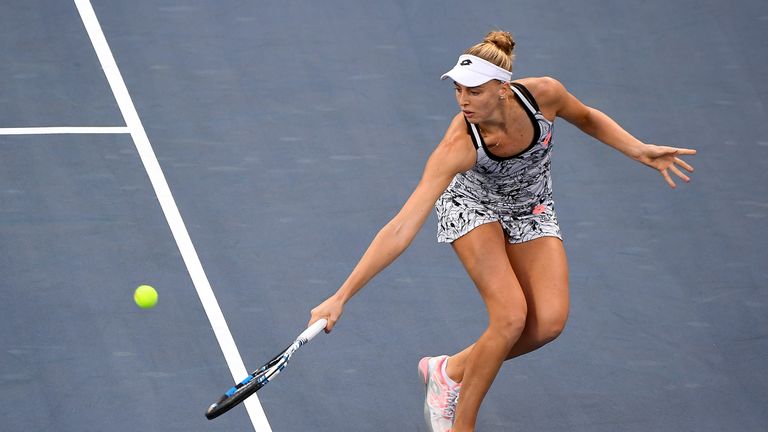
[309,30,696,432]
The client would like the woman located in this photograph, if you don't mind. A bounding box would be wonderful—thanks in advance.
[308,30,696,432]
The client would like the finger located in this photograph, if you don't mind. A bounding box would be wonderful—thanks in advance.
[669,165,690,183]
[675,148,697,155]
[661,169,677,188]
[308,312,325,327]
[309,315,333,333]
[324,317,336,333]
[674,157,694,172]
[656,146,697,158]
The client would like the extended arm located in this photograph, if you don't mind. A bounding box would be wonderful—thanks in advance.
[310,115,476,331]
[534,77,696,188]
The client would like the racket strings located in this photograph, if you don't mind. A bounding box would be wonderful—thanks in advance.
[261,352,292,381]
[206,320,327,420]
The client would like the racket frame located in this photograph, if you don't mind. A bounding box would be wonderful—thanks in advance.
[205,319,327,420]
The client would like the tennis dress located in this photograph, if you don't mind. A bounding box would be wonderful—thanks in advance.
[435,82,561,244]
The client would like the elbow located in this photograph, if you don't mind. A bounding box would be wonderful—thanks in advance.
[382,219,415,251]
[576,108,596,135]
[576,107,600,138]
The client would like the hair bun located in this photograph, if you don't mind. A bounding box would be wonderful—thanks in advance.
[483,30,515,56]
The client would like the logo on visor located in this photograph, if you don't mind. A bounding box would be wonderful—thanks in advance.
[460,59,472,66]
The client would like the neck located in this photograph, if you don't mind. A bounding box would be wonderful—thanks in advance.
[479,99,513,134]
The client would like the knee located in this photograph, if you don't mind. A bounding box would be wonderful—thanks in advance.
[533,310,568,345]
[538,320,566,345]
[489,306,528,342]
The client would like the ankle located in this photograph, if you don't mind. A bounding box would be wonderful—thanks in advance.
[444,356,463,384]
[451,417,475,432]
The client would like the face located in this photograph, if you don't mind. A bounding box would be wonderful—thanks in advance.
[453,80,506,123]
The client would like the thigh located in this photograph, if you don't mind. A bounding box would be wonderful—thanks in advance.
[505,237,569,324]
[451,222,527,315]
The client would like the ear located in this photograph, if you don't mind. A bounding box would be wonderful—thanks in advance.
[498,82,511,99]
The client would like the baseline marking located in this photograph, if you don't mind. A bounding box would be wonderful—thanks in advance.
[73,1,271,430]
[0,127,130,135]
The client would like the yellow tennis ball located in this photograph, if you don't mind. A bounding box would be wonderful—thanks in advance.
[134,285,158,309]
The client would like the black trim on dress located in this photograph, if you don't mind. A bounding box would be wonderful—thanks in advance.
[463,116,480,149]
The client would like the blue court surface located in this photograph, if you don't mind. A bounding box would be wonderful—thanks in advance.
[2,1,767,431]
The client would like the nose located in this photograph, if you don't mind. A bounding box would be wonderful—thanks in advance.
[457,92,469,107]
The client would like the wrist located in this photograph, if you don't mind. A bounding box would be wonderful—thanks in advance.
[332,289,351,305]
[627,141,647,161]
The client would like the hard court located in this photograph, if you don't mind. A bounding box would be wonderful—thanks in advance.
[1,1,767,431]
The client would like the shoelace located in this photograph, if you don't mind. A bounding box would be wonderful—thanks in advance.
[442,387,460,418]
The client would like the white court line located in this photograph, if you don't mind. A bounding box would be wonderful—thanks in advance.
[0,126,130,135]
[73,1,271,431]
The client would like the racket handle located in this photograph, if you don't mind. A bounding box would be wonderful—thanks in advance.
[299,318,328,342]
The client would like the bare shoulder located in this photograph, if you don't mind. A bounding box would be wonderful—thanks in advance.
[441,113,472,147]
[429,113,476,175]
[514,76,587,122]
[515,76,565,100]
[514,77,567,116]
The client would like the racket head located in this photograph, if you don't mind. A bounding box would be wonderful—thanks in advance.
[205,369,268,419]
[205,345,292,420]
[205,319,326,420]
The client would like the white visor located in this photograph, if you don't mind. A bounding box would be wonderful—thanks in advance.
[440,54,512,87]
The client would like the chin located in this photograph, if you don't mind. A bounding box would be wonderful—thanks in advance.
[464,113,483,123]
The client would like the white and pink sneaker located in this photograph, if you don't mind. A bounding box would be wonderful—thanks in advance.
[418,355,461,432]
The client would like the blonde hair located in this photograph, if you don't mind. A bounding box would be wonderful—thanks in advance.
[464,30,516,72]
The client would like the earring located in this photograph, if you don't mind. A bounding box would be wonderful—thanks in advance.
[499,96,506,100]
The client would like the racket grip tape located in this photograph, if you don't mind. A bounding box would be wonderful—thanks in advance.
[299,318,328,342]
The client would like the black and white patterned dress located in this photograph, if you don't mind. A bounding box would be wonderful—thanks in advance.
[435,82,561,244]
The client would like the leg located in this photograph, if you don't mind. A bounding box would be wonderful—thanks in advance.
[446,236,569,383]
[505,236,569,357]
[449,223,528,432]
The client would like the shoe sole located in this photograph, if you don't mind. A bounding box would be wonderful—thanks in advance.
[418,357,431,431]
[419,356,449,432]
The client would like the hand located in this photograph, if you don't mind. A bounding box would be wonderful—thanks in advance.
[309,295,344,333]
[636,144,697,188]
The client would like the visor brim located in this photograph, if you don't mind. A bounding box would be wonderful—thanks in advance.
[440,69,495,88]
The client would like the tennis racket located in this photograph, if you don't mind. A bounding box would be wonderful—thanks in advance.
[205,318,328,420]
